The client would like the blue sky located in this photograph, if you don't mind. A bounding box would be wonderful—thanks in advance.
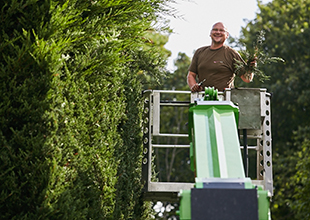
[164,0,272,71]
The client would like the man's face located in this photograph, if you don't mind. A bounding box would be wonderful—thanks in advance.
[210,23,228,44]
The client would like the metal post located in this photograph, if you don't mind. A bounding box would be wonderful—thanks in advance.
[243,129,248,177]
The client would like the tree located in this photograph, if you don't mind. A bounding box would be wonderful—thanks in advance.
[152,52,194,219]
[0,0,174,219]
[154,52,193,183]
[237,0,310,219]
[291,126,310,220]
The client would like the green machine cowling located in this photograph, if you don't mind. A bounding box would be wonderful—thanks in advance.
[178,87,270,220]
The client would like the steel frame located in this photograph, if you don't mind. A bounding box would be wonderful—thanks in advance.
[141,89,273,201]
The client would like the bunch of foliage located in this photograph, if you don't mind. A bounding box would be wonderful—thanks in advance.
[0,0,173,219]
[233,30,285,82]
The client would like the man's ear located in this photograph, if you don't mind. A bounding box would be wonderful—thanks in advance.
[224,32,229,40]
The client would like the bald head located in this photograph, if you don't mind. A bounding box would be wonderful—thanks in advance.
[211,22,228,32]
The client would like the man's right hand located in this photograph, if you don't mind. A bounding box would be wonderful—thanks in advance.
[190,83,202,92]
[187,71,203,92]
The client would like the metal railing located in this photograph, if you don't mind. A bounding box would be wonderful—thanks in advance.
[141,89,273,201]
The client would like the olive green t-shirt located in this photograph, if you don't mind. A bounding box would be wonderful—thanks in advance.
[188,45,245,91]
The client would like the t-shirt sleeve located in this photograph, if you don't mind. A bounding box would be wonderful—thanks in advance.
[188,48,202,74]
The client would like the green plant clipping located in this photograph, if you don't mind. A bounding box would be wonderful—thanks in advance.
[234,30,285,82]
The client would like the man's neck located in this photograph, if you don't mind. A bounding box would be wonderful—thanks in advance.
[210,43,224,50]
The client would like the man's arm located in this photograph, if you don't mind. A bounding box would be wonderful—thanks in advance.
[187,71,202,92]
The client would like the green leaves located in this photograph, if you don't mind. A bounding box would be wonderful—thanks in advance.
[234,30,285,82]
[1,0,173,219]
[237,0,310,219]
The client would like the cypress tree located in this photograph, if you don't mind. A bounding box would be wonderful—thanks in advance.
[0,0,172,219]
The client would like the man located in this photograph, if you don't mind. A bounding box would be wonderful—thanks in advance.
[187,22,254,92]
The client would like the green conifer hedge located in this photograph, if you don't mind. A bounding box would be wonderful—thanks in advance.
[0,0,171,219]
